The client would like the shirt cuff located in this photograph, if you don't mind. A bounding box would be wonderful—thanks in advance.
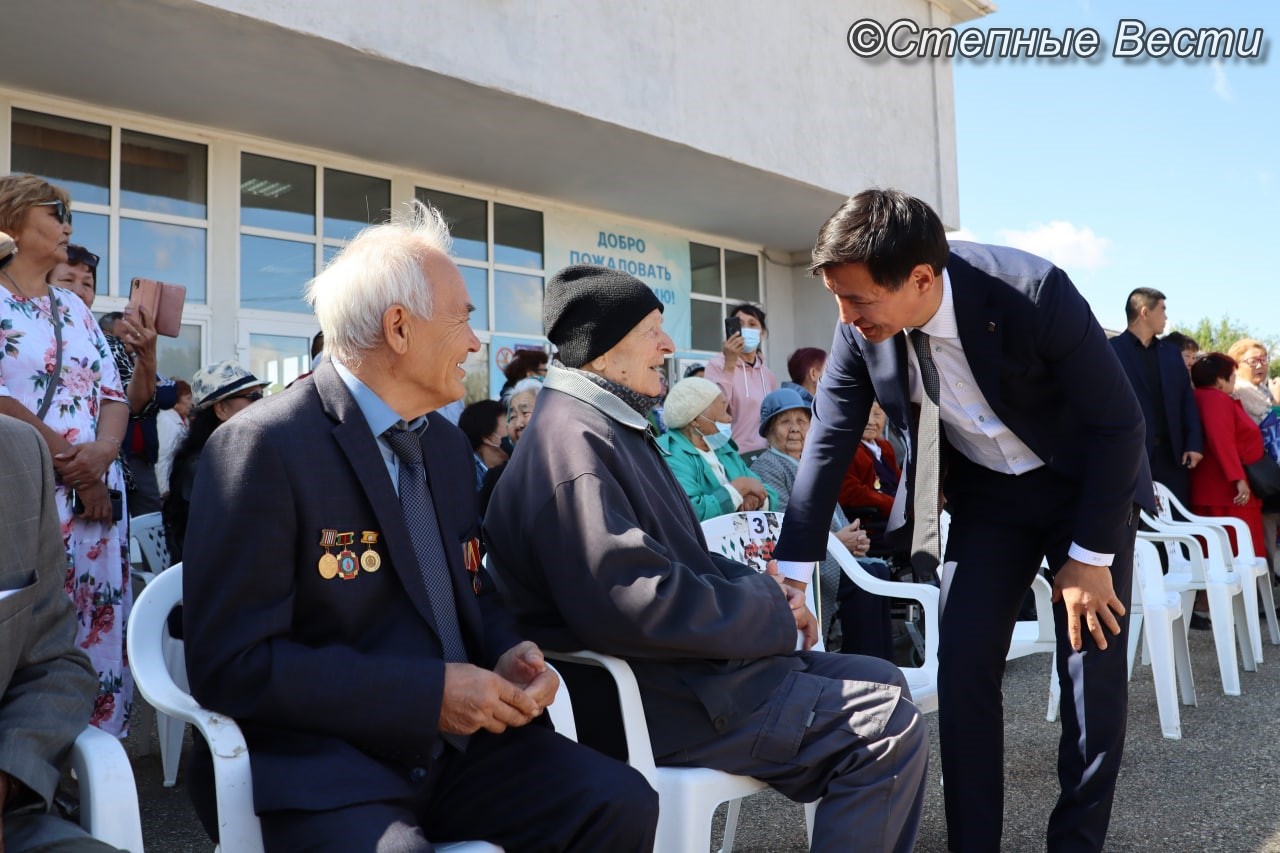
[723,483,744,511]
[1067,543,1113,567]
[775,560,817,583]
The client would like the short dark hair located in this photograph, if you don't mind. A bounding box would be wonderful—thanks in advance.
[66,244,99,272]
[809,188,950,290]
[786,347,826,385]
[1163,331,1199,353]
[458,399,506,451]
[729,303,768,333]
[310,330,325,359]
[99,311,123,335]
[1190,352,1236,388]
[502,348,548,383]
[1125,287,1166,323]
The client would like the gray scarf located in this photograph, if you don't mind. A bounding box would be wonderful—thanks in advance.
[563,364,664,418]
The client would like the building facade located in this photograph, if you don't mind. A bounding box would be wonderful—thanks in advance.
[0,0,988,395]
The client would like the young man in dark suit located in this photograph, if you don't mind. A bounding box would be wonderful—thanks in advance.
[775,189,1152,852]
[182,206,656,851]
[1110,287,1203,505]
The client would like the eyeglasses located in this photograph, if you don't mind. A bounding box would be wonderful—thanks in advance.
[34,200,72,226]
[1245,356,1270,367]
[230,390,264,403]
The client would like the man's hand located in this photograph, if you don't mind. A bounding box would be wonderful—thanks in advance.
[439,663,542,735]
[494,640,559,712]
[1052,559,1125,652]
[117,304,158,364]
[781,582,819,650]
[1182,451,1203,470]
[765,562,818,649]
[55,440,116,484]
[834,519,870,556]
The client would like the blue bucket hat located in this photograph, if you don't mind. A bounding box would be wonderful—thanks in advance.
[758,388,811,437]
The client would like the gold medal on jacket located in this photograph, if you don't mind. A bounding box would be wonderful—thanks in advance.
[317,529,339,579]
[360,530,382,572]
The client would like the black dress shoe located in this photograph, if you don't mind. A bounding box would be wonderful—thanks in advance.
[1189,613,1212,631]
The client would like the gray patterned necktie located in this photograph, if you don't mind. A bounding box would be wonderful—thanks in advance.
[384,425,469,663]
[909,330,942,580]
[384,424,469,752]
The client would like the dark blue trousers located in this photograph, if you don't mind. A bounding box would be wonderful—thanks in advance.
[938,453,1135,853]
[256,723,658,852]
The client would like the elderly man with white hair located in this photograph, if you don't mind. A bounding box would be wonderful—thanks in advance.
[181,204,657,852]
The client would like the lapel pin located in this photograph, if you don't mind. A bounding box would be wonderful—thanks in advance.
[986,321,996,333]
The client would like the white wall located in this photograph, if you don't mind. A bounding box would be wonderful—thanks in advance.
[201,0,962,220]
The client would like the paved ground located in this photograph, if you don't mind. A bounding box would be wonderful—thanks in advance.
[125,623,1280,851]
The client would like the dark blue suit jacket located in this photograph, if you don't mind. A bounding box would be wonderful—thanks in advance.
[1109,331,1203,460]
[183,359,522,813]
[776,242,1154,564]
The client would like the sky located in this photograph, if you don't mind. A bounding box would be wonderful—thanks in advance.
[949,0,1279,338]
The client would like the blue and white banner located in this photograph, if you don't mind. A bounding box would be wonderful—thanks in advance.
[544,210,692,350]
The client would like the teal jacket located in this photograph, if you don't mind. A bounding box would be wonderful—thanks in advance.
[657,429,779,521]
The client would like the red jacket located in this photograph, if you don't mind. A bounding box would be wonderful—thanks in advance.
[1190,387,1264,506]
[840,438,899,515]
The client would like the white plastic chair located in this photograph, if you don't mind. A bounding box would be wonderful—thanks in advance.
[1140,519,1254,695]
[822,531,940,715]
[128,511,187,786]
[1153,481,1279,652]
[71,724,146,852]
[1131,536,1197,738]
[547,648,770,853]
[130,511,170,582]
[549,513,823,852]
[127,563,503,853]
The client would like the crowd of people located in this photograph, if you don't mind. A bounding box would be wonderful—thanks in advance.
[5,169,1280,853]
[1112,287,1280,627]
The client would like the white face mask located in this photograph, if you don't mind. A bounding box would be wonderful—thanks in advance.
[699,419,734,450]
[740,327,761,354]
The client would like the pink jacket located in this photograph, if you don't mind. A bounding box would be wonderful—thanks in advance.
[704,353,779,454]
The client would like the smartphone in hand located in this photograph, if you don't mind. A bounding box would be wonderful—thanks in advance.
[128,278,187,337]
[724,316,742,340]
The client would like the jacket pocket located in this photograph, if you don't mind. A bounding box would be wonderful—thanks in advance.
[0,571,39,635]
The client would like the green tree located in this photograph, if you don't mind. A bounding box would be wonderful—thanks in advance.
[1173,317,1280,378]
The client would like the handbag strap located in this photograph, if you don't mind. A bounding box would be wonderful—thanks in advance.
[35,288,64,421]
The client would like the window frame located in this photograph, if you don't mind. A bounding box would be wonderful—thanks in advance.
[415,185,547,343]
[237,147,395,320]
[686,242,764,357]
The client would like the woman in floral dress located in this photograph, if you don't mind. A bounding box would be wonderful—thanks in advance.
[0,175,132,736]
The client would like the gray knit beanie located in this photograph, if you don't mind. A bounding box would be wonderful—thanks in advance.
[543,265,663,368]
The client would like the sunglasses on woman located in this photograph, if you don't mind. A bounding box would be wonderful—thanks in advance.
[34,200,72,226]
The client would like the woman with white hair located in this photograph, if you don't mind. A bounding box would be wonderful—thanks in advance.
[656,376,775,520]
[479,377,541,517]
